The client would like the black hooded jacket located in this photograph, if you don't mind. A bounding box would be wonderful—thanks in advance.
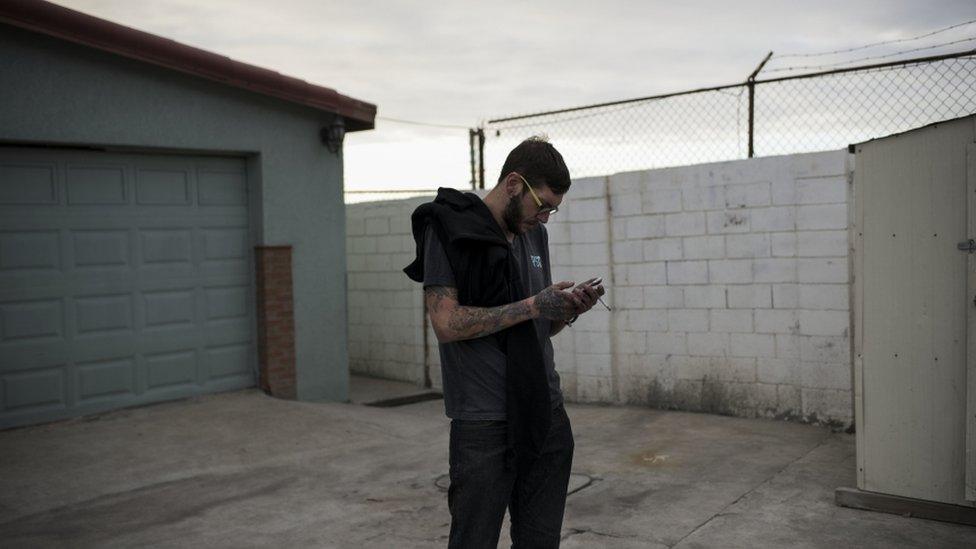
[403,188,552,471]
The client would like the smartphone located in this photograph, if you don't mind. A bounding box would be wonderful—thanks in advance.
[576,277,611,311]
[575,277,603,290]
[573,277,602,290]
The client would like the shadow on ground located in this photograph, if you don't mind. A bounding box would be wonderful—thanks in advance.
[1,378,973,548]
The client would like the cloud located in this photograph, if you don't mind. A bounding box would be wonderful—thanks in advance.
[58,0,976,190]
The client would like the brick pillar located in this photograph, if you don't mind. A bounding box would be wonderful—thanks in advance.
[254,246,297,399]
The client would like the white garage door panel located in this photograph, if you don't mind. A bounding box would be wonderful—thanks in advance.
[0,148,256,428]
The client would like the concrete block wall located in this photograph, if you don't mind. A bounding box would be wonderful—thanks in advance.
[544,176,614,405]
[346,150,854,426]
[345,198,428,386]
[547,150,854,426]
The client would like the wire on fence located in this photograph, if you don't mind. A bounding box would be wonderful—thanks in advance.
[344,189,440,204]
[471,49,976,187]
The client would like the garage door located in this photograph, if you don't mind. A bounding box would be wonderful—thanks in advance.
[0,147,256,429]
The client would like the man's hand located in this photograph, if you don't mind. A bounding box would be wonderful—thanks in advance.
[533,281,584,322]
[570,278,606,315]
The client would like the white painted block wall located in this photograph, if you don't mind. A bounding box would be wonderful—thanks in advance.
[346,198,428,386]
[345,150,853,426]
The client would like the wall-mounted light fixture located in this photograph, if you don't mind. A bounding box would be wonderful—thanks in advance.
[321,116,345,153]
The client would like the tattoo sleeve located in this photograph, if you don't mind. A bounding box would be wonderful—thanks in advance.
[534,286,576,321]
[424,286,534,342]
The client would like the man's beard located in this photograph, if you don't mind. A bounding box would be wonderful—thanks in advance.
[502,194,527,234]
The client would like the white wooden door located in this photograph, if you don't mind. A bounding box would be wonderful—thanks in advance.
[967,142,976,503]
[855,116,975,507]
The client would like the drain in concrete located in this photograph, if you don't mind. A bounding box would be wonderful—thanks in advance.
[434,472,593,495]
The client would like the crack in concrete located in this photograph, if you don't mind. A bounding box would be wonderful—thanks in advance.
[0,468,298,543]
[567,473,596,496]
[562,526,639,541]
[667,433,834,548]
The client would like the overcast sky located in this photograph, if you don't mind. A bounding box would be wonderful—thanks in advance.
[57,1,976,193]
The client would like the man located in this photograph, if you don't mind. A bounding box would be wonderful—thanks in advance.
[404,136,605,547]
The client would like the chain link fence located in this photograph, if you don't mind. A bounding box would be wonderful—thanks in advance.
[474,49,976,187]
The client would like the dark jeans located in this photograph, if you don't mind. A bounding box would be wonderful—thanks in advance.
[447,404,574,549]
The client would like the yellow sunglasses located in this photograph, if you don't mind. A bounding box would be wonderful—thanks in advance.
[513,173,558,216]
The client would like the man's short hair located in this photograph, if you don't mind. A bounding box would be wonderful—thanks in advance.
[497,135,571,195]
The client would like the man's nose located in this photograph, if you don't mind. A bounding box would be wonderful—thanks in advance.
[537,211,551,223]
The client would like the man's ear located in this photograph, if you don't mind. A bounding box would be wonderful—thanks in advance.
[503,172,520,197]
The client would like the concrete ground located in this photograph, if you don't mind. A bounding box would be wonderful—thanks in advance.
[1,376,974,548]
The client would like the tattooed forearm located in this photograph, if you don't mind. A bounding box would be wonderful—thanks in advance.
[424,286,534,343]
[425,285,457,315]
[448,300,533,340]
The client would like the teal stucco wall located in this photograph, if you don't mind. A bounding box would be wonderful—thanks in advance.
[0,25,351,403]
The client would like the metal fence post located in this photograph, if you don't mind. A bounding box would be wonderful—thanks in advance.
[747,80,755,158]
[468,129,477,190]
[477,127,486,190]
[747,51,774,158]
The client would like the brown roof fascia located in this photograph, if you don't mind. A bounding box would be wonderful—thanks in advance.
[0,0,376,131]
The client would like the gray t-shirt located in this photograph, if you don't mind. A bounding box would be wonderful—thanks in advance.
[423,223,564,420]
